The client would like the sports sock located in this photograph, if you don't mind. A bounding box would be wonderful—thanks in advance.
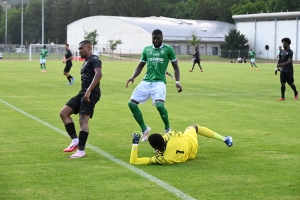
[43,64,46,70]
[281,85,286,98]
[166,72,172,76]
[128,102,147,132]
[290,84,298,96]
[78,131,89,151]
[199,65,202,70]
[40,64,43,69]
[250,63,253,68]
[65,122,77,139]
[253,63,258,68]
[196,124,224,141]
[155,102,170,130]
[67,76,71,82]
[191,64,195,70]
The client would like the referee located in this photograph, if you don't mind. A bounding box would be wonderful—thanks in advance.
[63,44,75,85]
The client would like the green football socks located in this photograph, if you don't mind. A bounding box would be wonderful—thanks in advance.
[155,102,170,130]
[128,102,147,132]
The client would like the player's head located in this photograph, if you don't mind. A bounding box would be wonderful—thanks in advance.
[78,40,92,58]
[281,37,291,49]
[152,29,163,48]
[249,48,252,51]
[148,133,166,152]
[65,43,69,50]
[43,45,46,49]
[195,47,198,51]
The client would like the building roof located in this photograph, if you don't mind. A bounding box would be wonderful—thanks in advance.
[233,11,300,20]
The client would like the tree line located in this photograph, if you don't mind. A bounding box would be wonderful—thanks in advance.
[0,0,299,45]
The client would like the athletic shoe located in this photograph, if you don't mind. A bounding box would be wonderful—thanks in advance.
[294,93,299,100]
[71,77,76,84]
[68,150,86,158]
[66,82,72,85]
[200,70,203,72]
[63,142,78,152]
[165,127,172,134]
[224,136,233,147]
[141,127,151,142]
[256,68,258,70]
[277,98,285,101]
[189,70,193,72]
[250,68,253,70]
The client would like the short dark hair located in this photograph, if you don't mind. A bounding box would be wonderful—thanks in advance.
[79,40,92,45]
[43,45,46,48]
[65,43,69,46]
[281,37,291,45]
[152,29,163,36]
[148,133,165,151]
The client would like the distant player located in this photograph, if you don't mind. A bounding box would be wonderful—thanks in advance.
[249,48,258,70]
[189,47,203,72]
[126,29,182,142]
[130,123,233,165]
[166,71,174,80]
[63,44,75,85]
[0,52,3,61]
[275,37,298,101]
[277,45,282,59]
[40,45,48,73]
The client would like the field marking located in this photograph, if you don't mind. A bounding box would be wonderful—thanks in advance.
[0,98,196,200]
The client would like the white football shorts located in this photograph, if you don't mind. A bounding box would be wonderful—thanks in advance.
[130,81,166,105]
[40,58,46,64]
[250,58,255,63]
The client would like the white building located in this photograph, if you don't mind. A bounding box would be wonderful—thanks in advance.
[233,11,300,61]
[67,16,234,56]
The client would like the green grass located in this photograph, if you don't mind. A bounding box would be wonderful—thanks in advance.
[1,60,300,200]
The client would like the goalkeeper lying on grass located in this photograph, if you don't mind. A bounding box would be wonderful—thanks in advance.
[130,124,233,165]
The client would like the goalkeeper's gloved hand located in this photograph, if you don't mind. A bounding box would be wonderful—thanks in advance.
[132,132,142,144]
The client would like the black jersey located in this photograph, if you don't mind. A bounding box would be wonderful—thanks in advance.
[279,49,293,72]
[65,50,73,64]
[193,50,200,60]
[80,55,101,96]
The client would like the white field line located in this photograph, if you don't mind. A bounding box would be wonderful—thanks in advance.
[0,98,196,200]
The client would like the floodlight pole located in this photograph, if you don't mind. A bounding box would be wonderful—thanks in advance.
[4,2,7,52]
[21,0,23,48]
[42,0,44,45]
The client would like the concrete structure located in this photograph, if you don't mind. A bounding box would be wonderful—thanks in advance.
[67,16,234,56]
[233,11,300,61]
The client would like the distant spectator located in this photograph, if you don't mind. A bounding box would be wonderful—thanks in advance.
[237,57,242,63]
[231,59,236,63]
[243,57,247,63]
[277,45,282,59]
[0,52,2,61]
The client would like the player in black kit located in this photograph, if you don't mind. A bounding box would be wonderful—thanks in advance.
[275,37,298,101]
[189,47,203,72]
[63,44,75,85]
[59,40,103,158]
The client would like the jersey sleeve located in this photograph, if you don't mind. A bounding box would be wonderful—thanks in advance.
[288,50,294,59]
[91,56,102,69]
[140,47,147,62]
[168,46,177,62]
[129,145,167,165]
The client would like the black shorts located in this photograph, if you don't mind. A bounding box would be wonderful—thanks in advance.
[194,59,200,64]
[64,63,72,73]
[66,92,100,118]
[280,71,294,84]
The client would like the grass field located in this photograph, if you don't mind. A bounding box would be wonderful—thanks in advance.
[1,60,300,200]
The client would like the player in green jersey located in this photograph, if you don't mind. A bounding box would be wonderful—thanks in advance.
[40,45,48,72]
[126,29,182,142]
[129,124,233,165]
[249,48,258,70]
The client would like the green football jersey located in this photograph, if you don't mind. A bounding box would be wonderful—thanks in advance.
[249,50,256,59]
[40,49,48,59]
[140,44,177,84]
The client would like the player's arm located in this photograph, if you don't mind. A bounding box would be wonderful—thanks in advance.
[171,61,182,93]
[275,54,282,75]
[126,61,146,87]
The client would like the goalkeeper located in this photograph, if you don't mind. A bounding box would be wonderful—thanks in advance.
[40,45,48,72]
[130,124,233,165]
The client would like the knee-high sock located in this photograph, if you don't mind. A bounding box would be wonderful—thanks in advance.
[78,131,88,151]
[253,63,258,68]
[290,84,298,96]
[65,122,77,139]
[128,102,147,132]
[155,102,170,130]
[281,85,286,98]
[196,124,224,141]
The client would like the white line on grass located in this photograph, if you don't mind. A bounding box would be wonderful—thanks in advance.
[0,98,196,200]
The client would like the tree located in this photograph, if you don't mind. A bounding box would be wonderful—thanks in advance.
[84,30,99,51]
[186,30,201,54]
[108,39,122,57]
[220,29,249,58]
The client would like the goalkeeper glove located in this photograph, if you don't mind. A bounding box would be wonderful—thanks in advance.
[132,132,142,144]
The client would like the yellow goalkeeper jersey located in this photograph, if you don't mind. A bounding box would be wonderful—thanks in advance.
[130,128,199,165]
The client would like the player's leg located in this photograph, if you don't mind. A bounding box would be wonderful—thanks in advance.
[194,124,233,147]
[287,72,298,100]
[64,65,74,84]
[152,82,171,133]
[60,97,80,152]
[43,59,46,70]
[40,59,43,71]
[128,81,150,141]
[197,61,203,71]
[190,62,195,72]
[69,94,99,158]
[278,73,287,100]
[253,60,258,69]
